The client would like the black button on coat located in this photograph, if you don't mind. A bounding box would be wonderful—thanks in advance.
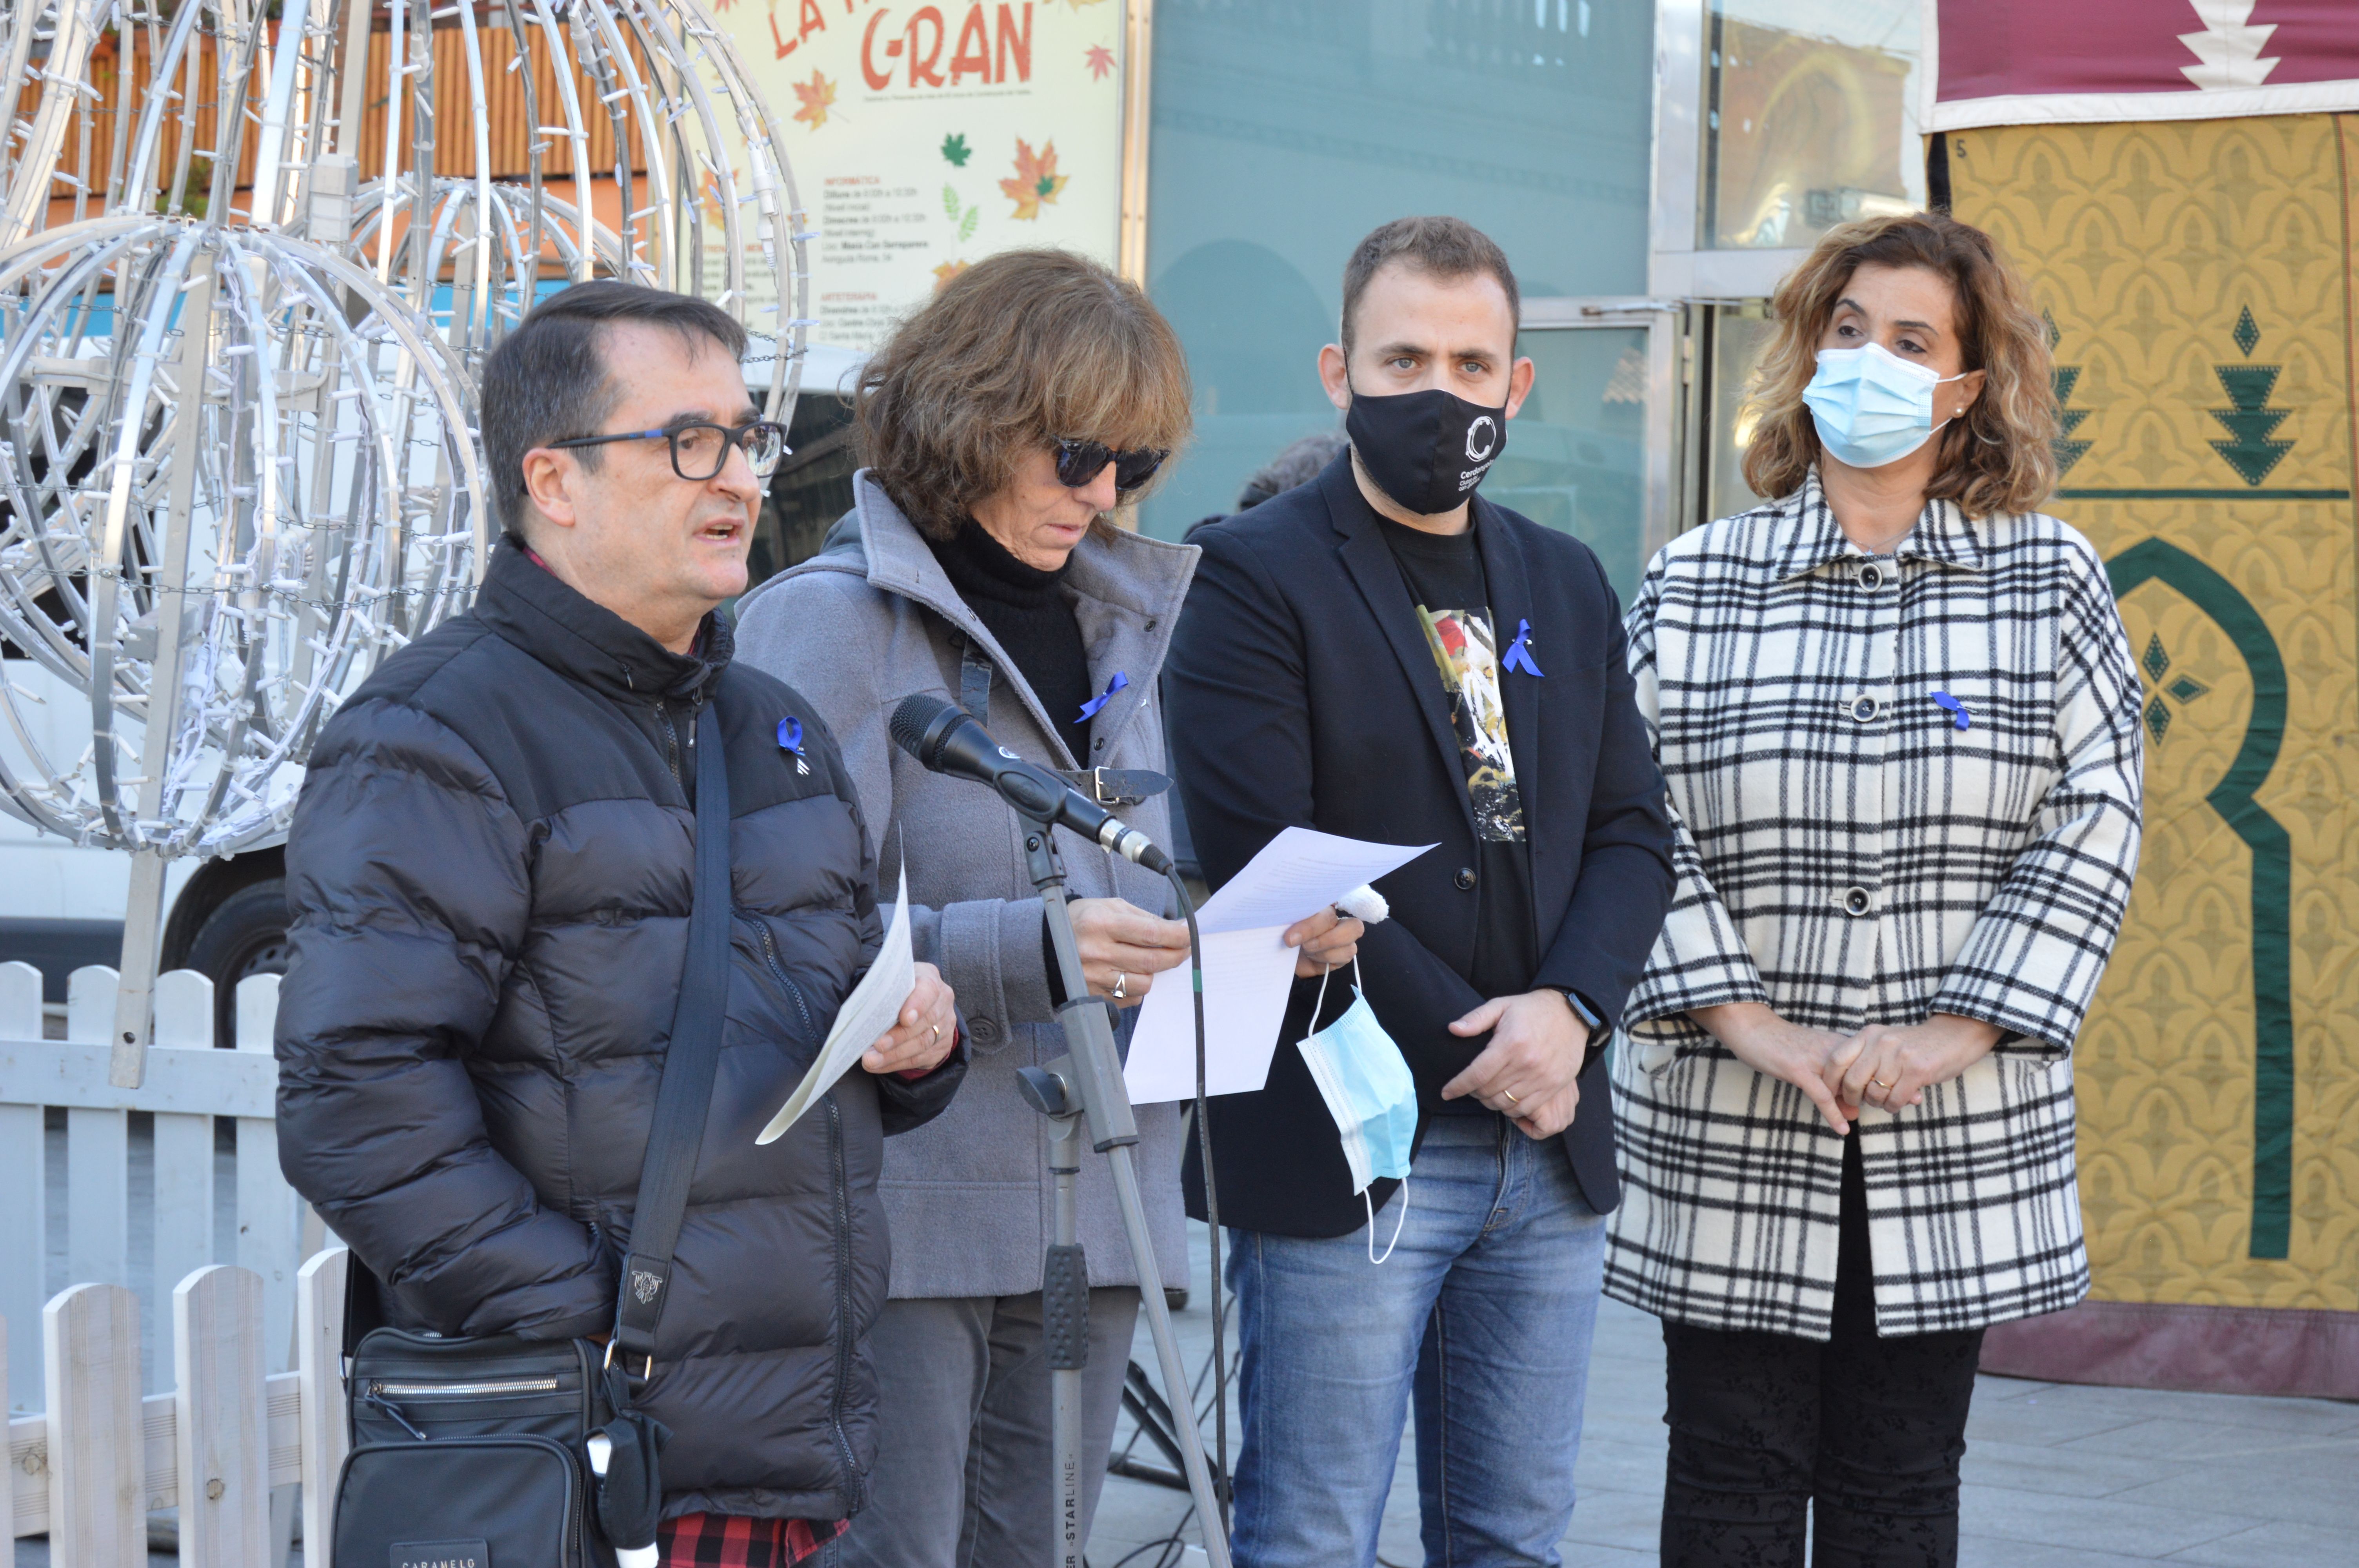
[273,537,963,1521]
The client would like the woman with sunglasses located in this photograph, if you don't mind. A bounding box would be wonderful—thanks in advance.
[738,249,1361,1564]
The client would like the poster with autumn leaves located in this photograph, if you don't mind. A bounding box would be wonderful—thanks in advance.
[711,0,1127,355]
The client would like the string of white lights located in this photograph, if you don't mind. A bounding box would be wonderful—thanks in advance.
[0,0,807,864]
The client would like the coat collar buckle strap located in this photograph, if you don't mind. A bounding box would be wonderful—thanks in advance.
[1053,766,1171,808]
[958,638,993,723]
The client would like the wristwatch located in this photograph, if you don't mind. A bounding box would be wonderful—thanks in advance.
[1558,989,1604,1034]
[1558,989,1609,1068]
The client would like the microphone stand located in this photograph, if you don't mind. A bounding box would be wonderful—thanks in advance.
[1010,818,1233,1568]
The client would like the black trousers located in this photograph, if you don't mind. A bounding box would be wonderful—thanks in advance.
[1659,1134,1986,1568]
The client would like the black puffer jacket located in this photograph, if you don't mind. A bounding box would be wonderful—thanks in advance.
[274,537,962,1521]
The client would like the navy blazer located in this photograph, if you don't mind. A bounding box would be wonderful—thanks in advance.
[1165,453,1676,1238]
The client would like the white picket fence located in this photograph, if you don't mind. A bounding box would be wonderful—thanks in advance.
[4,1249,351,1568]
[0,961,334,1564]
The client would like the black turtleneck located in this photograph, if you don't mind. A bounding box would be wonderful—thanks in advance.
[930,521,1094,763]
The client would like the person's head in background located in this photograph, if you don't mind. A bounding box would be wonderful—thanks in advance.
[857,248,1192,571]
[1239,429,1349,509]
[1182,430,1349,542]
[482,281,780,653]
[1318,216,1534,535]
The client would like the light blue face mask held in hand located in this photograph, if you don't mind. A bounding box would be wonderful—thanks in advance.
[1295,958,1418,1263]
[1802,341,1969,470]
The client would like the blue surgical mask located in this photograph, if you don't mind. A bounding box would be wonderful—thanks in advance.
[1803,341,1968,470]
[1296,961,1418,1262]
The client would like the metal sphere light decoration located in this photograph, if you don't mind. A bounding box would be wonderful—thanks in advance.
[0,215,483,858]
[0,0,814,851]
[336,0,816,408]
[0,0,809,1074]
[6,0,811,382]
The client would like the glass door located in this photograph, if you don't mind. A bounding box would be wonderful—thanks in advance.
[1512,300,1674,601]
[1652,0,1932,542]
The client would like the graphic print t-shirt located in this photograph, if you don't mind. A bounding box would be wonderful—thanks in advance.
[1377,515,1538,1112]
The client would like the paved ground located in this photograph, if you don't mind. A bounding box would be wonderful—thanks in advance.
[15,1212,2352,1567]
[1088,1224,2359,1567]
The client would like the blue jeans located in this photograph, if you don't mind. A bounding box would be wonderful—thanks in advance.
[1225,1113,1608,1568]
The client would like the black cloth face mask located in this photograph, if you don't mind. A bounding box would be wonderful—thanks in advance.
[1343,383,1509,516]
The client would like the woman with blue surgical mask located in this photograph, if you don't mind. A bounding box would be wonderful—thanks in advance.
[1610,213,2145,1567]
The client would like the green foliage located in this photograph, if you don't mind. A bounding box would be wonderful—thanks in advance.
[159,154,213,219]
[943,186,980,242]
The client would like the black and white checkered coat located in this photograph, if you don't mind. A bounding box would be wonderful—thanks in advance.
[1605,474,2143,1339]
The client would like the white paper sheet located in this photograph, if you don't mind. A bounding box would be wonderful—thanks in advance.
[757,862,914,1145]
[1187,828,1436,933]
[1120,927,1302,1103]
[1122,829,1432,1105]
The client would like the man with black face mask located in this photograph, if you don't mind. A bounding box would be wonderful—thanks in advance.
[1166,216,1675,1564]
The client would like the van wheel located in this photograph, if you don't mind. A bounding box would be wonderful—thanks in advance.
[183,879,291,1047]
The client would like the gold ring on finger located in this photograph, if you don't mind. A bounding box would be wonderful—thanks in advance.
[1872,1076,1897,1090]
[1503,1088,1520,1105]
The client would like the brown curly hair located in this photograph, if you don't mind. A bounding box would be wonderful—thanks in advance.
[1741,212,2059,519]
[855,250,1193,540]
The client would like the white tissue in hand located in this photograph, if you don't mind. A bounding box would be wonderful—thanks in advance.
[1336,884,1390,924]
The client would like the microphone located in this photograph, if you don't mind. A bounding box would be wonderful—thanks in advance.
[889,693,1173,875]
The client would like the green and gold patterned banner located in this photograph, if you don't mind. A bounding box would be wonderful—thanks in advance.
[1950,114,2358,1315]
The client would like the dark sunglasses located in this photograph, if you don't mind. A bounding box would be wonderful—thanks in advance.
[548,419,789,481]
[1055,437,1169,492]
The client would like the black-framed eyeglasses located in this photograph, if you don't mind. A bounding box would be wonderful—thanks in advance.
[1055,437,1168,493]
[548,420,790,481]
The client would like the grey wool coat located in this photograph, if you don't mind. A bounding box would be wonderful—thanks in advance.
[735,471,1195,1298]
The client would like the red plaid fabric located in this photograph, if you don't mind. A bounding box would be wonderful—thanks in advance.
[656,1512,848,1568]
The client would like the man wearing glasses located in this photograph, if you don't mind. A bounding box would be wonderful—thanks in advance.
[274,282,966,1564]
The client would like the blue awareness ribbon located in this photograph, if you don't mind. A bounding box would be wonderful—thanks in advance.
[777,715,804,753]
[1078,670,1129,722]
[1931,691,1970,731]
[1501,619,1545,678]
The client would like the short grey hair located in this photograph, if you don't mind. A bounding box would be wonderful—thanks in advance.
[478,281,750,534]
[1239,430,1346,509]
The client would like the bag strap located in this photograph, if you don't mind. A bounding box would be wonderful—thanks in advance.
[340,1250,388,1361]
[958,635,993,723]
[612,696,732,1375]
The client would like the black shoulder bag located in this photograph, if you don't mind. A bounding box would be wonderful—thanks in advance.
[332,700,734,1568]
